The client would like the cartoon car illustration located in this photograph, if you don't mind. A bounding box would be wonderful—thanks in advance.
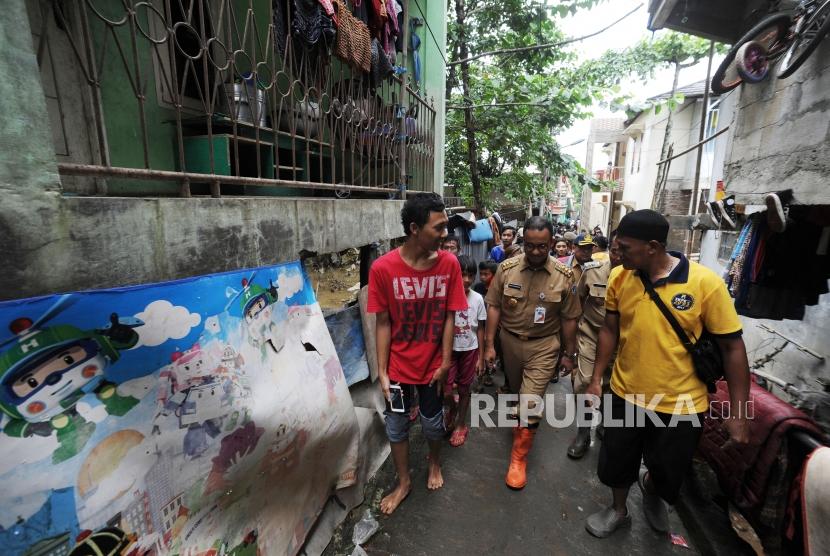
[0,296,144,463]
[227,276,284,354]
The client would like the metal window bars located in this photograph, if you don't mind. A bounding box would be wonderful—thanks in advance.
[34,0,436,197]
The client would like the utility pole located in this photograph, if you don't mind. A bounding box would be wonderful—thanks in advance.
[685,40,715,255]
[398,0,410,199]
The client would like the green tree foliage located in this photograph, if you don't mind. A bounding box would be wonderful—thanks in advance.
[445,1,663,213]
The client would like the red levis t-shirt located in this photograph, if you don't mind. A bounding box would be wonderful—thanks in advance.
[367,248,468,384]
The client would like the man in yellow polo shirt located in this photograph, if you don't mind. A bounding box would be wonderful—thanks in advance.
[584,209,751,538]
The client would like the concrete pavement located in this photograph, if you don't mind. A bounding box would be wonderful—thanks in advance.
[344,379,700,556]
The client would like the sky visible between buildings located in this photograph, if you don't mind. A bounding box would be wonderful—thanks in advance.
[555,0,728,165]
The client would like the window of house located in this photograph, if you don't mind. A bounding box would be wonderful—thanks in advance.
[150,0,222,111]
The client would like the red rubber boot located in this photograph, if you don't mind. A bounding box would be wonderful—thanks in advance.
[505,426,536,489]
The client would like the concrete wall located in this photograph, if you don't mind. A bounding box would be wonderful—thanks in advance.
[721,40,830,205]
[697,43,830,394]
[0,0,406,301]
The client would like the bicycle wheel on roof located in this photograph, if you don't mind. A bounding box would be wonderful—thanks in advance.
[777,0,830,79]
[711,13,792,95]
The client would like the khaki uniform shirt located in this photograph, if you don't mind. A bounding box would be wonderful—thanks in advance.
[486,254,581,338]
[565,255,585,285]
[576,259,612,333]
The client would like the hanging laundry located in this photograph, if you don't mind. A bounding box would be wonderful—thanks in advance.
[367,0,387,36]
[292,0,336,50]
[726,206,830,320]
[410,18,422,88]
[383,0,400,58]
[273,0,289,56]
[370,38,394,87]
[394,0,404,52]
[726,215,758,298]
[318,0,336,23]
[334,0,372,73]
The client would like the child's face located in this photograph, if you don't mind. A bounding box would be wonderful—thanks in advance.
[442,240,459,254]
[479,269,494,286]
[462,272,475,292]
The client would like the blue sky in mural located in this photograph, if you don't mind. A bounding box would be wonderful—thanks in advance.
[0,261,322,552]
[0,262,313,384]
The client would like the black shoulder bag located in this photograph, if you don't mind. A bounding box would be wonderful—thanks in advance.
[640,277,724,393]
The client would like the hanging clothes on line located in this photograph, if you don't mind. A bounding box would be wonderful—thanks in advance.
[725,207,830,320]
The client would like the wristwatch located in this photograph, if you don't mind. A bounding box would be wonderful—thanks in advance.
[562,351,578,359]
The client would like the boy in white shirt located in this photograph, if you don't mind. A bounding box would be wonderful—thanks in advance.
[444,255,487,446]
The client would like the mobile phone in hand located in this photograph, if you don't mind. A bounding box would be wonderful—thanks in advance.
[389,384,406,413]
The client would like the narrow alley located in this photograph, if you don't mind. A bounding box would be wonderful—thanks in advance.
[1,0,829,555]
[360,381,696,556]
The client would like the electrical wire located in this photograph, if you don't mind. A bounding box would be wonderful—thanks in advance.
[411,0,449,66]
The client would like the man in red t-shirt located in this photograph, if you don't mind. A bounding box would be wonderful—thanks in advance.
[368,192,467,515]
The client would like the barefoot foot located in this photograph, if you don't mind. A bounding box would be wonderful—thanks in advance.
[380,482,411,515]
[427,459,444,490]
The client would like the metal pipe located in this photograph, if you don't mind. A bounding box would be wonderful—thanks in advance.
[656,126,730,166]
[57,163,396,193]
[758,324,826,361]
[398,0,410,198]
[685,40,715,254]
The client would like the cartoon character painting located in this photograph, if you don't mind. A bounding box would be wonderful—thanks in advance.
[227,276,284,356]
[157,343,229,459]
[0,296,144,463]
[0,262,359,555]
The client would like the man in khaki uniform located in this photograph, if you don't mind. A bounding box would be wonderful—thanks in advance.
[484,216,580,490]
[567,233,623,458]
[567,250,614,459]
[563,232,596,286]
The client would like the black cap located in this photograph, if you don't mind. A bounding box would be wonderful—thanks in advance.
[616,209,669,244]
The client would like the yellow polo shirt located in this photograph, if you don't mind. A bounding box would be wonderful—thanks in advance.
[605,253,742,414]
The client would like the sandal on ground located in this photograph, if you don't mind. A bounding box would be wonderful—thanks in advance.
[450,426,469,447]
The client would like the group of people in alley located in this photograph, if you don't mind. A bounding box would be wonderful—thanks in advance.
[366,192,751,538]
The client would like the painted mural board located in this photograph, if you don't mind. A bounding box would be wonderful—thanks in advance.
[323,305,370,386]
[0,262,359,555]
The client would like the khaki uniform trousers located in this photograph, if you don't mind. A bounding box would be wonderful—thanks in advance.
[574,326,612,395]
[499,330,559,424]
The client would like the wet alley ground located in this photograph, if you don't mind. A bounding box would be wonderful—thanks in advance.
[325,378,712,556]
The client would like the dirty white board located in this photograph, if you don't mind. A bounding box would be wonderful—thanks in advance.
[0,261,359,555]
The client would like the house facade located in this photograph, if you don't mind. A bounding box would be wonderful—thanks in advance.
[1,0,448,300]
[647,0,830,399]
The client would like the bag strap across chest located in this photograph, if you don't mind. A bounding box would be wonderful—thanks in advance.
[639,275,696,351]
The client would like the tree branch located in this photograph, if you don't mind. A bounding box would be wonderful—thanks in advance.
[447,3,643,67]
[447,101,550,110]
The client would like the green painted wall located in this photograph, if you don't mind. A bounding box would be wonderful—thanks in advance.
[85,0,446,196]
[407,0,447,194]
